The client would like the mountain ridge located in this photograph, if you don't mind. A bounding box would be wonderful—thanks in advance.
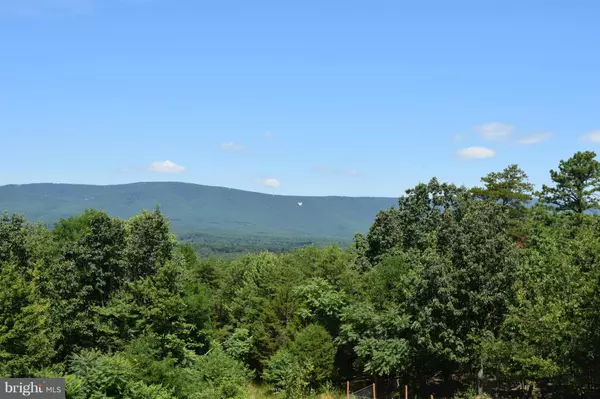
[0,182,398,240]
[1,181,392,199]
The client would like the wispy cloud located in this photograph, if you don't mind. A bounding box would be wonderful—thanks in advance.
[474,122,515,140]
[0,0,150,17]
[118,163,147,173]
[219,142,245,151]
[312,165,359,176]
[312,165,331,174]
[263,131,273,138]
[456,146,496,159]
[517,132,553,145]
[453,134,465,142]
[258,177,280,188]
[580,130,600,143]
[0,0,91,16]
[148,160,186,173]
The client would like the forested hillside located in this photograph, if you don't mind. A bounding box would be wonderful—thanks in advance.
[179,231,349,259]
[2,151,600,399]
[0,182,397,239]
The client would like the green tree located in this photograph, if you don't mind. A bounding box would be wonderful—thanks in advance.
[214,252,302,371]
[364,178,466,265]
[471,164,534,208]
[540,151,600,213]
[291,324,336,388]
[486,209,600,394]
[45,210,127,360]
[263,348,312,399]
[222,328,254,365]
[294,277,347,334]
[0,213,31,271]
[95,256,204,359]
[0,262,56,377]
[125,206,175,281]
[346,179,518,393]
[337,300,410,377]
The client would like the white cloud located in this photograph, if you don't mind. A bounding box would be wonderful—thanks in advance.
[580,130,600,143]
[344,169,358,175]
[263,131,273,138]
[220,142,245,151]
[517,132,553,145]
[148,160,186,173]
[456,146,496,159]
[474,122,515,140]
[453,134,465,142]
[259,178,280,188]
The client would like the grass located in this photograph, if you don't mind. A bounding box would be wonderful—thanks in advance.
[246,384,347,399]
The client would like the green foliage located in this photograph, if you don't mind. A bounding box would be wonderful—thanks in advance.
[349,178,519,383]
[291,325,336,387]
[191,345,253,399]
[294,278,347,333]
[263,348,312,399]
[223,328,254,365]
[4,151,600,398]
[65,339,251,399]
[540,150,600,213]
[485,209,600,388]
[0,213,30,269]
[452,388,491,399]
[125,206,175,280]
[470,164,533,238]
[66,349,176,399]
[338,301,410,377]
[0,262,56,377]
[471,164,534,207]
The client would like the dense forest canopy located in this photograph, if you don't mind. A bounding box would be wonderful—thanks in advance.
[2,151,600,399]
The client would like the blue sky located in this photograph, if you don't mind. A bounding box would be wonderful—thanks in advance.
[1,0,599,197]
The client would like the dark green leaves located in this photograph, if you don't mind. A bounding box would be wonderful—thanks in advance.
[540,151,600,213]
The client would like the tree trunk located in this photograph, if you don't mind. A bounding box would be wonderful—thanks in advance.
[477,358,484,396]
[525,384,533,399]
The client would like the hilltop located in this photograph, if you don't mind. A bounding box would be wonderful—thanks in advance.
[0,182,397,242]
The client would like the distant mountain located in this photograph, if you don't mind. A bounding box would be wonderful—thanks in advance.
[0,182,398,240]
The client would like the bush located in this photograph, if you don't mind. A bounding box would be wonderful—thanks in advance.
[263,348,313,399]
[65,350,175,399]
[452,388,492,399]
[291,324,335,387]
[64,340,252,399]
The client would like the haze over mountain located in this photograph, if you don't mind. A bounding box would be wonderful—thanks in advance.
[0,182,398,240]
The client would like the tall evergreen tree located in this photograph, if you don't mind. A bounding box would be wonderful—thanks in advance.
[540,151,600,213]
[471,164,534,209]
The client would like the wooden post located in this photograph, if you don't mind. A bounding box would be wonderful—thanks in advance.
[346,381,350,399]
[430,395,434,399]
[405,385,408,399]
[372,383,376,399]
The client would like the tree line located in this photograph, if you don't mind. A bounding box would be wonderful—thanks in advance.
[2,150,600,399]
[179,232,345,259]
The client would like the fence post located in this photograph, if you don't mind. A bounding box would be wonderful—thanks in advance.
[373,383,376,399]
[405,385,408,399]
[346,381,350,399]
